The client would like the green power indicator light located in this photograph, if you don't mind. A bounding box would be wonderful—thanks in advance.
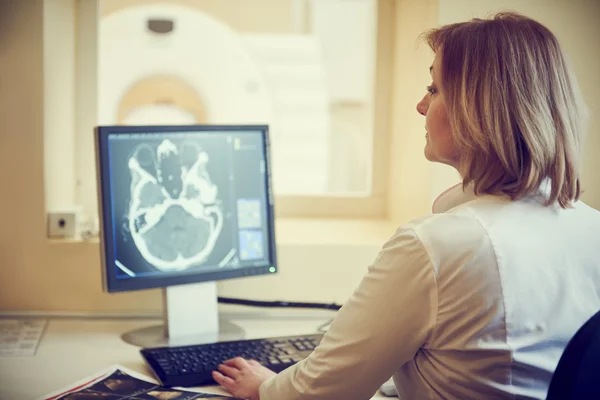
[269,266,276,273]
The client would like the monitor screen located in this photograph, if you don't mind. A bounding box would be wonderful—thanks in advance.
[95,125,277,292]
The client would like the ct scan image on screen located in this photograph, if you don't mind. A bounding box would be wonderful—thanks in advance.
[106,132,267,279]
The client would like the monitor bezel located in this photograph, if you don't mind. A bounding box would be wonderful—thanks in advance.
[95,124,277,293]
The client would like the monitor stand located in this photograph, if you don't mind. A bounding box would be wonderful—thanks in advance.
[121,281,246,348]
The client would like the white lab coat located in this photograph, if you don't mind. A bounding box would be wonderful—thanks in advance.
[259,183,600,399]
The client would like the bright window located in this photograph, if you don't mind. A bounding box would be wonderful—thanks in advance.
[71,0,393,221]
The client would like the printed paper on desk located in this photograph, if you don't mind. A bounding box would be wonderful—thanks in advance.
[0,318,47,356]
[38,364,241,400]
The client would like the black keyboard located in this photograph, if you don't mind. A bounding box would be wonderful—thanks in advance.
[141,333,324,388]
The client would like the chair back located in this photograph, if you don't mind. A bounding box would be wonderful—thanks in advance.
[546,309,600,399]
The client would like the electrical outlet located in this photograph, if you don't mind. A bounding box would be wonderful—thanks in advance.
[47,211,77,238]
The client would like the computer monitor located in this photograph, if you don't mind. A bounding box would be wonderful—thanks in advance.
[95,124,277,348]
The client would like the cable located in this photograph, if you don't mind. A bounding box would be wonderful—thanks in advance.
[217,297,341,334]
[218,296,342,311]
[317,318,335,333]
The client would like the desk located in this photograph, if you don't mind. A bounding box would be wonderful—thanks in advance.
[0,310,391,399]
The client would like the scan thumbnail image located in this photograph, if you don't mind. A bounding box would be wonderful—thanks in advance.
[236,198,262,229]
[238,230,264,260]
[112,138,236,274]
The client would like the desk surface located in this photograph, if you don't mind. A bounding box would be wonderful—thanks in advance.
[0,311,390,399]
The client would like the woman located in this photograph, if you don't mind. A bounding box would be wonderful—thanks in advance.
[212,12,600,400]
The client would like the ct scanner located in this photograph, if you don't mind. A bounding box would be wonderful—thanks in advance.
[98,4,331,195]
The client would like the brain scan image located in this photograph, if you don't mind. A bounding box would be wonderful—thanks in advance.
[114,138,233,273]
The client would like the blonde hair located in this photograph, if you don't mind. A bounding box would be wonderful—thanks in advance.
[424,12,588,208]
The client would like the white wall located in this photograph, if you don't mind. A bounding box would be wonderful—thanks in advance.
[433,0,600,208]
[43,0,77,212]
[387,0,438,222]
[310,0,376,103]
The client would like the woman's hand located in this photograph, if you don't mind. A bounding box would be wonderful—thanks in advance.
[212,357,277,400]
